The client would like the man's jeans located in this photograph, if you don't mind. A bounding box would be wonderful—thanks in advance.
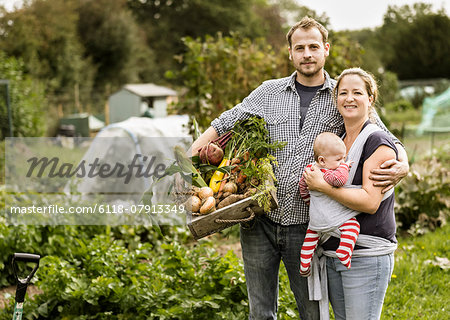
[326,254,394,320]
[240,215,320,320]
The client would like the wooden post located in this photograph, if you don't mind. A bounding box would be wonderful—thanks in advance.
[104,101,110,125]
[57,104,64,119]
[74,83,81,113]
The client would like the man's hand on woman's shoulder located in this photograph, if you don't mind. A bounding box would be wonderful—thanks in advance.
[369,159,409,193]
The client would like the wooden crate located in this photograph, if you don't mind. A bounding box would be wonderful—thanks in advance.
[187,184,278,240]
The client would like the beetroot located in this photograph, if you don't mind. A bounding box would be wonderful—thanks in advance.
[198,142,224,166]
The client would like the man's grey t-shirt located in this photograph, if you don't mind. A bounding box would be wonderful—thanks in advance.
[295,81,323,129]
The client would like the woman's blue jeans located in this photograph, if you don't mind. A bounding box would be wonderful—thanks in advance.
[240,215,320,320]
[326,253,394,320]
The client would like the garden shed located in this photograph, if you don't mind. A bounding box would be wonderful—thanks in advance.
[59,113,105,137]
[108,83,177,124]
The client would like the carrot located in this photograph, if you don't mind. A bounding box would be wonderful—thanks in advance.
[231,158,241,165]
[231,164,242,174]
[230,158,241,174]
[236,170,247,184]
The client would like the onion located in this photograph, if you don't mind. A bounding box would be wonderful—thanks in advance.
[198,186,214,200]
[185,195,202,213]
[223,182,238,194]
[200,196,216,215]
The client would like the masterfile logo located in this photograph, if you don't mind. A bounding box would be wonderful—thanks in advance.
[4,136,192,226]
[25,154,167,184]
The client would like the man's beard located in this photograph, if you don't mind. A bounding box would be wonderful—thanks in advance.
[296,60,323,77]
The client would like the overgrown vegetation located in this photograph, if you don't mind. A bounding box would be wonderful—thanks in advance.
[0,141,448,318]
[0,224,248,319]
[0,222,448,319]
[2,1,445,135]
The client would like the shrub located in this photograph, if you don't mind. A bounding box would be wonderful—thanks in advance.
[0,223,107,287]
[385,99,415,113]
[0,52,46,140]
[0,220,187,288]
[167,32,285,132]
[395,150,449,234]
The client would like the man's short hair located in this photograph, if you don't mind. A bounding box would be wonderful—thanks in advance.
[286,16,328,47]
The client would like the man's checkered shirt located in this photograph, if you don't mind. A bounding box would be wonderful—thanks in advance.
[211,70,390,225]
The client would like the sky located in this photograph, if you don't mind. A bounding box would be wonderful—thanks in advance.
[297,0,449,30]
[0,0,448,30]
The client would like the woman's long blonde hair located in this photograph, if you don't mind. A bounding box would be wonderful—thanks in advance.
[334,68,379,122]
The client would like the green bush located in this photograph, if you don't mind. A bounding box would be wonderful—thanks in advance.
[0,52,46,140]
[0,141,4,184]
[385,99,415,113]
[1,234,248,320]
[395,151,449,234]
[0,221,187,288]
[381,99,422,129]
[167,32,285,132]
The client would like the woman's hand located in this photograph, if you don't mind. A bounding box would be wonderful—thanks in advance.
[303,166,328,192]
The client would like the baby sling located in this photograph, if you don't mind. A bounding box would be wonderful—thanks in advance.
[307,123,398,320]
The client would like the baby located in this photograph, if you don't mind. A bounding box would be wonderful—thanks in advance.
[298,132,360,277]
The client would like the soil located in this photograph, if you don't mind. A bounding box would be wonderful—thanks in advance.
[216,241,242,259]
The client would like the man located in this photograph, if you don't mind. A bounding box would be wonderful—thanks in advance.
[191,17,408,320]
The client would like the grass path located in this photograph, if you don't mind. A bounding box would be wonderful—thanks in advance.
[383,224,449,319]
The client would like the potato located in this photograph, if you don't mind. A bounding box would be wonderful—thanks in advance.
[217,194,245,209]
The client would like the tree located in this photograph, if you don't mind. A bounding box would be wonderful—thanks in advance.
[325,32,363,79]
[0,52,46,139]
[388,13,450,79]
[0,0,94,111]
[276,0,330,29]
[127,0,281,81]
[375,3,450,80]
[0,0,159,114]
[77,0,157,91]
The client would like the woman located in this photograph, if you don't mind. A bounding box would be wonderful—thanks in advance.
[303,68,399,320]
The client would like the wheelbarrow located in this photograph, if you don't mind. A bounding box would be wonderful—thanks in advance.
[11,253,40,320]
